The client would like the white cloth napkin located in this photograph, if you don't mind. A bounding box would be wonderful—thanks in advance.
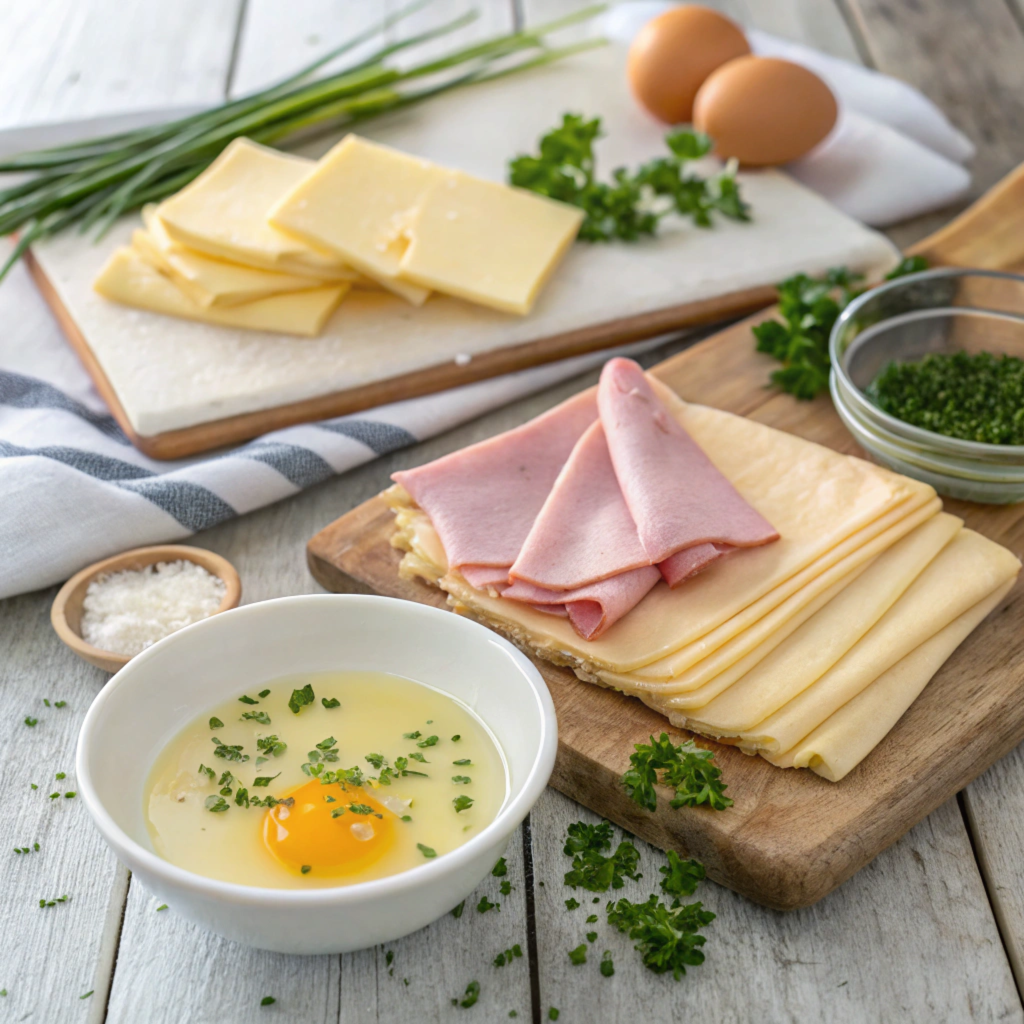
[600,3,974,226]
[0,252,672,600]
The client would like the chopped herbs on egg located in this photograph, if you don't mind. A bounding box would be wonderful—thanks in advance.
[322,697,340,708]
[241,710,271,725]
[452,775,472,785]
[209,717,223,729]
[288,683,316,714]
[453,795,474,813]
[238,695,259,705]
[417,735,439,748]
[417,844,437,859]
[259,689,271,698]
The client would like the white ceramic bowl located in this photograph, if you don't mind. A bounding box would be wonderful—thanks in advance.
[76,594,557,954]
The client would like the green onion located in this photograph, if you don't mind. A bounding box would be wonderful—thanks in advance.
[0,2,606,282]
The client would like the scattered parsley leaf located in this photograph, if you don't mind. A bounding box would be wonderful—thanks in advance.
[55,772,65,780]
[452,775,472,785]
[156,904,168,911]
[417,843,436,859]
[754,256,928,400]
[409,752,428,763]
[238,695,259,705]
[253,774,280,787]
[259,689,271,698]
[80,991,94,999]
[241,710,271,725]
[568,944,588,965]
[451,734,461,741]
[586,913,598,923]
[209,717,224,730]
[260,996,276,1006]
[235,787,250,807]
[600,951,614,977]
[256,735,287,759]
[403,731,421,739]
[477,895,499,913]
[204,795,229,813]
[24,717,38,727]
[548,1008,560,1020]
[417,735,439,748]
[198,764,215,780]
[607,894,715,980]
[562,821,641,892]
[660,851,706,898]
[288,683,315,714]
[586,931,597,943]
[348,803,373,815]
[453,795,474,813]
[565,897,580,911]
[451,900,465,918]
[55,701,67,708]
[492,857,508,877]
[322,697,340,709]
[622,733,732,812]
[458,981,480,1009]
[499,880,512,896]
[301,865,311,875]
[453,758,472,766]
[64,791,76,799]
[509,114,749,244]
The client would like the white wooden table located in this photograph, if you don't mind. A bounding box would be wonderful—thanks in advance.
[3,2,1024,1021]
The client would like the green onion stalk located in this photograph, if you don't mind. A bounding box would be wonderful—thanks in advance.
[0,0,607,280]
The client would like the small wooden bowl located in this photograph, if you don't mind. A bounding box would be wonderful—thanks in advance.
[51,545,242,673]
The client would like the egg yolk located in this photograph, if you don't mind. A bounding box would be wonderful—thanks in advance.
[263,780,395,877]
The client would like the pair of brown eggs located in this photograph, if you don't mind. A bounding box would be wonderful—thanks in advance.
[627,5,837,166]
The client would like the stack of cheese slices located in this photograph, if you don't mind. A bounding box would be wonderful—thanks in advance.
[93,137,584,336]
[385,358,1020,783]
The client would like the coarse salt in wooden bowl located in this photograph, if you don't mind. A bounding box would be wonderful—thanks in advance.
[51,545,242,673]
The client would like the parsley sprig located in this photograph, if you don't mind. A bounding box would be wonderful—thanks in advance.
[606,894,715,980]
[509,114,749,243]
[622,733,732,812]
[754,256,928,400]
[563,821,641,892]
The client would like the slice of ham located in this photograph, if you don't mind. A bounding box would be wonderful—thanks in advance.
[502,565,661,640]
[459,565,513,591]
[599,358,779,562]
[393,388,596,572]
[660,542,733,587]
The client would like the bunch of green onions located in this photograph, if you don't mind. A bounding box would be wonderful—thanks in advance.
[0,0,605,281]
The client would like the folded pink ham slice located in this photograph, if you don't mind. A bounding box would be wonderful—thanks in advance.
[660,542,733,587]
[600,359,779,563]
[393,388,597,580]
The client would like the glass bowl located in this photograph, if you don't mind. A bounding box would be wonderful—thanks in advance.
[829,268,1024,503]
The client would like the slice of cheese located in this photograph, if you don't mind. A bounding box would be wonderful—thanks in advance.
[132,225,323,308]
[398,172,584,315]
[156,138,355,281]
[674,512,962,727]
[269,135,437,305]
[766,579,1016,781]
[703,529,1021,753]
[94,247,348,337]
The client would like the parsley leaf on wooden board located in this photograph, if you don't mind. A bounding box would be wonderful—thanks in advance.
[659,851,706,898]
[622,733,733,812]
[562,821,642,892]
[509,114,750,243]
[754,255,929,400]
[607,895,716,980]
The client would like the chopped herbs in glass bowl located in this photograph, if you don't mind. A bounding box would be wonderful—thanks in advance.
[829,267,1024,504]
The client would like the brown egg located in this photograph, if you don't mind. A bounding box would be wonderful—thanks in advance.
[627,5,750,124]
[693,56,838,166]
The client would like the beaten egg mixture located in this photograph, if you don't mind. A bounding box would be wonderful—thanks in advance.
[145,671,507,888]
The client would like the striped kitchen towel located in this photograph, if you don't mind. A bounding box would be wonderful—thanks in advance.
[0,334,671,601]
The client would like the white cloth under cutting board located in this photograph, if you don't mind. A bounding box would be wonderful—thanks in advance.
[31,45,897,439]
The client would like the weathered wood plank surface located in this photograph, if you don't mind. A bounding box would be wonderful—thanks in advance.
[3,0,1024,1021]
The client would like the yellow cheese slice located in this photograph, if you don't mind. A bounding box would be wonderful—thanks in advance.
[674,512,962,727]
[766,578,1015,781]
[94,247,348,337]
[398,172,584,315]
[703,529,1021,753]
[155,138,355,281]
[132,225,323,308]
[269,135,437,306]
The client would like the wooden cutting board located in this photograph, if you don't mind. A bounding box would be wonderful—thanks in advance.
[305,310,1024,912]
[24,46,897,460]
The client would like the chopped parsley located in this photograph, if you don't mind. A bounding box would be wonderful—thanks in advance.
[417,843,436,859]
[235,788,249,807]
[548,1008,560,1020]
[453,795,474,813]
[241,710,271,725]
[586,931,597,943]
[55,701,67,708]
[492,857,508,877]
[253,774,280,787]
[568,944,587,965]
[288,683,315,714]
[453,758,472,766]
[477,895,499,913]
[156,904,168,911]
[403,731,421,739]
[55,772,65,780]
[409,752,428,764]
[586,913,598,923]
[348,803,373,815]
[600,951,614,977]
[204,795,229,813]
[24,717,38,727]
[259,689,271,698]
[493,944,523,967]
[198,764,215,780]
[562,821,641,892]
[256,735,287,759]
[80,991,94,999]
[211,737,249,763]
[452,775,472,785]
[416,735,439,748]
[457,981,480,1009]
[321,697,340,709]
[622,733,732,812]
[607,894,715,980]
[565,898,580,911]
[452,900,466,918]
[451,734,461,741]
[660,851,706,898]
[499,880,512,896]
[209,716,224,729]
[38,894,71,908]
[301,865,311,874]
[260,996,276,1006]
[238,695,259,705]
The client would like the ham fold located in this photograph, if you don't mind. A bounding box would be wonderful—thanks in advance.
[392,358,779,640]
